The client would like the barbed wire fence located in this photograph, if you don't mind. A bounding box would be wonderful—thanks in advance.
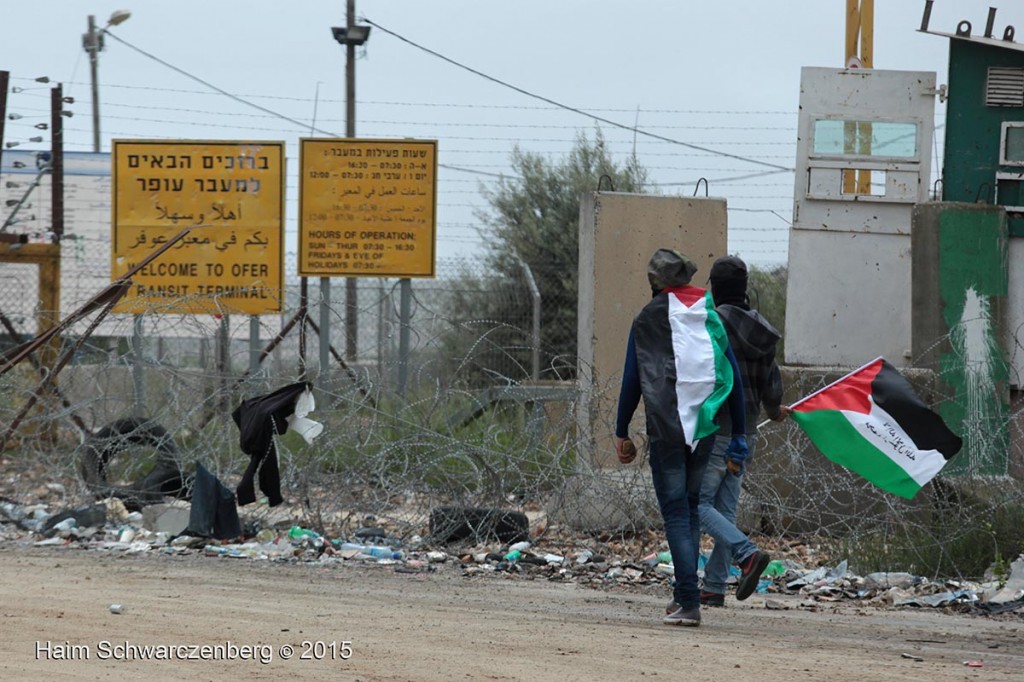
[1,246,1023,584]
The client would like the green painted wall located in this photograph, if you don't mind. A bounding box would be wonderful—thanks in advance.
[942,39,1024,236]
[937,208,1009,476]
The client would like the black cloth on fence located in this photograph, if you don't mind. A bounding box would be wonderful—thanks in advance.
[186,461,242,539]
[231,382,312,507]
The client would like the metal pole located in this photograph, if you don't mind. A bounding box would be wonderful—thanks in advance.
[397,277,411,396]
[377,279,385,386]
[344,0,358,362]
[218,313,230,414]
[132,314,145,418]
[0,71,8,172]
[249,314,260,377]
[319,277,330,390]
[518,260,542,382]
[299,277,308,382]
[51,84,65,240]
[86,15,100,153]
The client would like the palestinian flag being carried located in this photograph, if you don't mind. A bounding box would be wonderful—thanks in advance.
[791,357,962,499]
[633,285,733,451]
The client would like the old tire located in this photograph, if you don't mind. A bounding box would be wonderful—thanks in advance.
[78,418,186,511]
[429,506,529,545]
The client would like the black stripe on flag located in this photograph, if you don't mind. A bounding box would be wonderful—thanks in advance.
[632,293,687,454]
[872,360,962,459]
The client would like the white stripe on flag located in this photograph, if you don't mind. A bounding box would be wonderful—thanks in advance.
[842,397,948,486]
[667,293,716,448]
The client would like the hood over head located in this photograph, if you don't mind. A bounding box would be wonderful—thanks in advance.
[709,255,748,307]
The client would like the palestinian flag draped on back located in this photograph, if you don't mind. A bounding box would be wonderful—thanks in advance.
[632,285,733,454]
[791,357,962,499]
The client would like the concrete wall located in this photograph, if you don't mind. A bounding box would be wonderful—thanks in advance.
[787,230,913,367]
[577,192,727,469]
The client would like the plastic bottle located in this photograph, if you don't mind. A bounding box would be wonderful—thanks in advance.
[288,526,319,541]
[504,549,522,562]
[338,542,403,560]
[365,545,404,560]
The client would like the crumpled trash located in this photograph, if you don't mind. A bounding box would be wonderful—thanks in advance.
[892,588,976,607]
[864,571,919,590]
[787,566,828,589]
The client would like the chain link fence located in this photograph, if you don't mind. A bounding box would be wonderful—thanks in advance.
[1,250,1023,582]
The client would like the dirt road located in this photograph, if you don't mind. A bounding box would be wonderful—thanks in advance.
[1,547,1021,681]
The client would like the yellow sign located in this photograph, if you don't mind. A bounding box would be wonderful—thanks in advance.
[298,138,437,277]
[111,140,285,314]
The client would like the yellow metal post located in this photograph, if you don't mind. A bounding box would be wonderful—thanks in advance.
[0,243,62,442]
[844,0,874,195]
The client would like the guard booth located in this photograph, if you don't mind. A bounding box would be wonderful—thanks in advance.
[921,11,1024,391]
[917,5,1024,477]
[785,66,937,368]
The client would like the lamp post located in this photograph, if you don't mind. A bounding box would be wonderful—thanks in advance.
[83,9,131,153]
[332,4,371,367]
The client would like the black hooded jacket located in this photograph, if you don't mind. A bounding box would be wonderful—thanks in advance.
[714,303,783,436]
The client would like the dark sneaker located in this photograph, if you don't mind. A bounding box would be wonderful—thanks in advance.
[700,591,725,607]
[735,550,771,601]
[663,604,701,626]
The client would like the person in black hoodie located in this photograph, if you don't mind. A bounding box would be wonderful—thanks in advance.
[697,255,789,606]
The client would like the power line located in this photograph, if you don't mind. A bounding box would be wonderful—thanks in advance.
[15,77,799,115]
[97,30,507,181]
[361,17,793,173]
[101,30,338,136]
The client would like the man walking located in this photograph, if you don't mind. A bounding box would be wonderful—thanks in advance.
[615,248,752,627]
[698,255,788,606]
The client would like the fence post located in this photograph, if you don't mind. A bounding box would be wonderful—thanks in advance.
[132,314,145,418]
[249,315,260,378]
[319,276,331,393]
[516,257,541,382]
[397,278,412,396]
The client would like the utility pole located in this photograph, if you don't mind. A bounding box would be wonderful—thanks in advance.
[0,71,8,174]
[85,15,101,152]
[83,10,131,152]
[330,1,371,372]
[343,0,358,363]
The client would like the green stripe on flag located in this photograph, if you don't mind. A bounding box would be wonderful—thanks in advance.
[694,294,733,441]
[792,408,922,499]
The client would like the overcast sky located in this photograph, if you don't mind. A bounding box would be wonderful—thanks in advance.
[2,0,1018,267]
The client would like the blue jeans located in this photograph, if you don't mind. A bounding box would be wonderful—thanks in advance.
[649,437,712,609]
[698,434,759,595]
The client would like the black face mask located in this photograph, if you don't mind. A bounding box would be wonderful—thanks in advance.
[711,278,747,306]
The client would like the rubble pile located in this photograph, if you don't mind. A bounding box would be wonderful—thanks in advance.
[2,495,1022,614]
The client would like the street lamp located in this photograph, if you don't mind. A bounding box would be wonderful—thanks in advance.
[82,9,131,153]
[331,6,371,364]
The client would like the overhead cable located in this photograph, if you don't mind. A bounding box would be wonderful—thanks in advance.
[361,17,793,173]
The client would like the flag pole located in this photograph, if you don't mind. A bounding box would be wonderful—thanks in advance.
[756,356,885,430]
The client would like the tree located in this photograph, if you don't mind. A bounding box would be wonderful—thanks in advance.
[471,130,649,380]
